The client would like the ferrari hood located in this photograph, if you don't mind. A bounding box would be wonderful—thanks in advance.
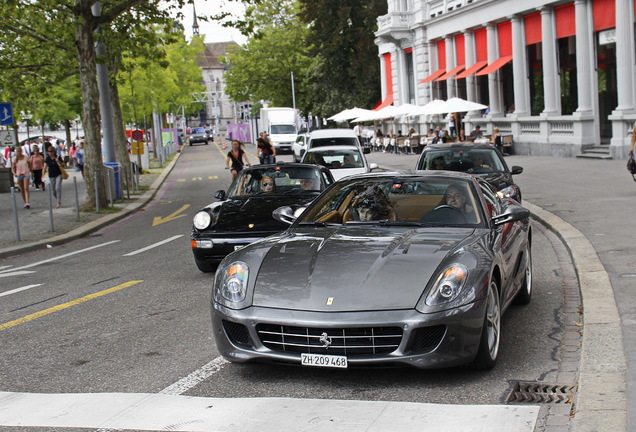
[252,227,476,312]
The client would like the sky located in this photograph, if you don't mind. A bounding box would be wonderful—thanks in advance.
[179,0,247,45]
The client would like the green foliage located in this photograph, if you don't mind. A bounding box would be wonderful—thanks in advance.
[222,0,311,111]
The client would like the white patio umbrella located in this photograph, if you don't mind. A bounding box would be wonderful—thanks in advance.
[327,107,374,122]
[405,99,446,117]
[439,97,488,113]
[350,104,414,122]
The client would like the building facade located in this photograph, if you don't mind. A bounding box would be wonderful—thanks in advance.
[375,0,636,158]
[194,42,239,134]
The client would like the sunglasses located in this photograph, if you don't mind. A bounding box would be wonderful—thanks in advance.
[261,182,273,186]
[48,150,56,153]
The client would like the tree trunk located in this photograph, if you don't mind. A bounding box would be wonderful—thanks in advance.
[75,1,108,209]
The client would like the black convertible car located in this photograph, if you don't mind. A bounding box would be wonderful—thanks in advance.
[415,143,523,202]
[191,163,334,272]
[212,171,532,369]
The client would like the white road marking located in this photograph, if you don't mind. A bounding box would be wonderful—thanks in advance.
[0,391,540,431]
[0,265,13,271]
[160,356,229,395]
[0,240,121,275]
[0,284,42,297]
[0,270,36,278]
[123,235,184,256]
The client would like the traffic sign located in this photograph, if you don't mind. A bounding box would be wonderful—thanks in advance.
[131,141,144,155]
[0,103,14,125]
[0,130,16,147]
[131,130,144,141]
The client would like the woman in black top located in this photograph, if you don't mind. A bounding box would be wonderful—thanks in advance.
[225,140,251,180]
[43,146,66,208]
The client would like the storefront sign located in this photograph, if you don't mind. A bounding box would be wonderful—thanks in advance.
[599,28,616,45]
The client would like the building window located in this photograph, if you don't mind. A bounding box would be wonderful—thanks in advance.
[527,44,544,116]
[405,51,415,104]
[557,36,578,115]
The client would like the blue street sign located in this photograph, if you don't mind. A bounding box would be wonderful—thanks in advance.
[0,102,14,125]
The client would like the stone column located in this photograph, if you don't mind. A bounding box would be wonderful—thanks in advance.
[464,30,476,104]
[487,22,502,115]
[540,6,560,115]
[614,0,635,111]
[511,15,529,115]
[574,0,593,113]
[445,35,456,98]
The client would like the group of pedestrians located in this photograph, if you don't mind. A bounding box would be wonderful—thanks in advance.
[3,137,83,209]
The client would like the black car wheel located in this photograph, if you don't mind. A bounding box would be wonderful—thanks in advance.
[474,279,501,370]
[195,258,217,273]
[514,244,532,305]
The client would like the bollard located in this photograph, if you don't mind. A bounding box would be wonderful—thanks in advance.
[73,176,80,220]
[48,185,55,232]
[10,187,21,241]
[106,168,113,207]
[94,171,100,213]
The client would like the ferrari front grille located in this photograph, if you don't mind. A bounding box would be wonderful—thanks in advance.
[256,324,403,356]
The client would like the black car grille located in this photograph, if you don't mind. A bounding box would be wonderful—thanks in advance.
[256,324,403,356]
[407,325,446,354]
[222,320,251,348]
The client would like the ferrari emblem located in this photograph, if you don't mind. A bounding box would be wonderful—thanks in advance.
[326,297,334,305]
[248,223,255,228]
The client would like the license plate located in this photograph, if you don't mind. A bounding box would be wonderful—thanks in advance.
[301,353,348,368]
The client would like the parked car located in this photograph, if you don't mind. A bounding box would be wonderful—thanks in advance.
[415,142,523,202]
[306,128,361,151]
[188,127,210,146]
[191,163,334,272]
[291,133,310,162]
[300,145,378,181]
[212,171,532,370]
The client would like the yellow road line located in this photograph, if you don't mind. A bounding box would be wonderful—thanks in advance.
[0,280,143,331]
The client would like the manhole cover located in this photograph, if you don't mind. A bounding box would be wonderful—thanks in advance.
[507,381,577,404]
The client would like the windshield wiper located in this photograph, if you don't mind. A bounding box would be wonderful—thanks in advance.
[298,221,340,227]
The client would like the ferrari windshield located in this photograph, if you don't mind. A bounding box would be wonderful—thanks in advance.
[299,177,484,227]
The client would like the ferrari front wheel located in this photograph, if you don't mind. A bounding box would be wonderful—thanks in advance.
[473,279,501,370]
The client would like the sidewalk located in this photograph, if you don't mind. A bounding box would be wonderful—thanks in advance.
[0,155,180,260]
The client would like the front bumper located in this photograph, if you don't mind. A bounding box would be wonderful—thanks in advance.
[191,234,264,265]
[211,299,487,369]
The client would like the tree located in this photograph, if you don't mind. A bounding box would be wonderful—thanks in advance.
[0,0,194,208]
[298,0,387,116]
[221,0,312,112]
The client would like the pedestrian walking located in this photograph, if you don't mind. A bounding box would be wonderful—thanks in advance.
[28,146,45,191]
[225,140,251,180]
[43,146,66,208]
[12,146,32,209]
[75,141,85,177]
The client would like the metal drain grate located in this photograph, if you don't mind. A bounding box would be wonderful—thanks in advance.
[507,382,577,404]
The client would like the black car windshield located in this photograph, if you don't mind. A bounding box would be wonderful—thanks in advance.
[299,177,484,227]
[419,148,506,173]
[303,149,364,169]
[191,128,206,134]
[227,166,326,197]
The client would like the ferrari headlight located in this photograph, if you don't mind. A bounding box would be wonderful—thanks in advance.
[218,262,249,303]
[426,264,468,306]
[193,211,212,230]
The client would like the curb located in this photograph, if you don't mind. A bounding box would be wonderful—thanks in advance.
[0,152,182,260]
[524,202,627,432]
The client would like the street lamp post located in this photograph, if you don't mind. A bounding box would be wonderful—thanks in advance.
[22,112,32,141]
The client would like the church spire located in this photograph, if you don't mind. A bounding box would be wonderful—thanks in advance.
[192,2,200,36]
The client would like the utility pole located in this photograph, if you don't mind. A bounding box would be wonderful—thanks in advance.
[291,71,296,110]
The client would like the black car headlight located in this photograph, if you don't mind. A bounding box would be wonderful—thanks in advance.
[424,264,469,306]
[216,261,249,303]
[193,210,215,230]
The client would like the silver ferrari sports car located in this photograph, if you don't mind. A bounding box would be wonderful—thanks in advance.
[212,171,532,370]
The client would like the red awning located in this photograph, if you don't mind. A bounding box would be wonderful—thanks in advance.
[454,60,488,79]
[373,92,394,111]
[419,68,445,84]
[474,55,513,76]
[436,65,465,81]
